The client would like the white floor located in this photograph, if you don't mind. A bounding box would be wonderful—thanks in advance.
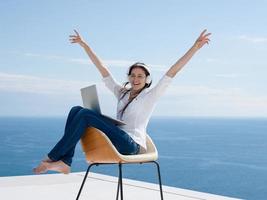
[0,172,242,200]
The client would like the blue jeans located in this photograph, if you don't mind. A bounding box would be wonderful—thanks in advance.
[48,106,140,166]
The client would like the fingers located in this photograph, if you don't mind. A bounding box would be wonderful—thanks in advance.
[69,36,79,43]
[69,36,79,40]
[202,38,210,42]
[198,30,211,46]
[202,38,210,45]
[74,29,80,36]
[196,37,210,44]
[69,30,81,44]
[69,38,79,43]
[69,29,84,44]
[200,29,207,37]
[199,29,211,38]
[204,32,212,37]
[69,34,80,39]
[194,29,211,49]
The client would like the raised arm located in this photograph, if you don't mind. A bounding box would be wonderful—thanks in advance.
[166,29,211,78]
[69,30,110,78]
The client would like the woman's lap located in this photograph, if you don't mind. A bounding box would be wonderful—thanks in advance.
[79,107,139,155]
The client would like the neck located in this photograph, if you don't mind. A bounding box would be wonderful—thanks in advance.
[131,88,142,95]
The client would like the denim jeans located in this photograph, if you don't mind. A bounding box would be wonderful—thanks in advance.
[48,106,140,166]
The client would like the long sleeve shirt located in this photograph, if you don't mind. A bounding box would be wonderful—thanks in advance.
[102,74,172,150]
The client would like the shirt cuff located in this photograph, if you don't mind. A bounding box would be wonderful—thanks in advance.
[102,75,112,82]
[164,74,173,80]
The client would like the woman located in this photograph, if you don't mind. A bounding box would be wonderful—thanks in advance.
[33,29,211,174]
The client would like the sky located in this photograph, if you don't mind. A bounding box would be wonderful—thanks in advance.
[0,0,267,117]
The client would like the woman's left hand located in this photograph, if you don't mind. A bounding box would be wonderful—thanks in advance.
[193,29,211,50]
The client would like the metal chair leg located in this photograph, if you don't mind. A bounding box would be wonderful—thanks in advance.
[116,166,120,200]
[152,161,164,200]
[76,163,97,200]
[77,161,163,200]
[118,163,123,200]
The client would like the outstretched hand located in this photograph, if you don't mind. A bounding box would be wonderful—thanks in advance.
[193,29,211,50]
[69,30,85,46]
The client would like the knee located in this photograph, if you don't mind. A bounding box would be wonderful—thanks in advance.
[70,106,83,113]
[77,108,96,117]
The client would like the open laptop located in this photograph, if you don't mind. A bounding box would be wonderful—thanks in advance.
[80,84,126,126]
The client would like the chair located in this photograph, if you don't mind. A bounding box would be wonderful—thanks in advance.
[76,127,164,200]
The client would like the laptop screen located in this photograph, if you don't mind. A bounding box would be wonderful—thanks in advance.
[80,85,101,114]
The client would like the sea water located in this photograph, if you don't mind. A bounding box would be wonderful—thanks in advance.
[0,116,266,200]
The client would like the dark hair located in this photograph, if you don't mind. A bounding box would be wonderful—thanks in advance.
[118,62,152,119]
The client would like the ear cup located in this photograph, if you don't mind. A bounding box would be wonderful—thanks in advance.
[146,75,152,84]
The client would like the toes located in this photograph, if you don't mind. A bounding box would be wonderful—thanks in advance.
[33,162,48,174]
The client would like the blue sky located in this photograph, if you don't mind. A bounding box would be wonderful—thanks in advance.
[0,0,267,117]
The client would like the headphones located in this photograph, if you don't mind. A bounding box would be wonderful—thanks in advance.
[145,75,152,84]
[128,62,152,85]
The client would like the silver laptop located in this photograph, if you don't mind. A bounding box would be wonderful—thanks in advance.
[80,84,126,126]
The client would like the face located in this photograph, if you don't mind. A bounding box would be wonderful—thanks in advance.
[128,67,147,91]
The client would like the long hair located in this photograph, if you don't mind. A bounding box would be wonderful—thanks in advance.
[118,62,152,119]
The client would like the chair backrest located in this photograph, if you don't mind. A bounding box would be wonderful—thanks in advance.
[81,127,158,164]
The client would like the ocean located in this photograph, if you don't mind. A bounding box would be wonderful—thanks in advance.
[0,116,266,199]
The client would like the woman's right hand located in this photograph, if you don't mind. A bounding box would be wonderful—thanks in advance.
[69,30,86,47]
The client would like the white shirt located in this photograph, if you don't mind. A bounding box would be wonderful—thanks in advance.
[102,74,172,150]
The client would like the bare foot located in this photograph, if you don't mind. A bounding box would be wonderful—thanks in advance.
[45,160,71,174]
[33,161,48,174]
[33,160,70,174]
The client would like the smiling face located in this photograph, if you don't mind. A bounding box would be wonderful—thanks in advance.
[128,67,147,92]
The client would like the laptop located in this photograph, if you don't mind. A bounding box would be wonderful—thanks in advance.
[80,84,126,126]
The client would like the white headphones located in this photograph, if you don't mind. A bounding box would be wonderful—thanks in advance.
[128,62,152,85]
[145,75,152,84]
